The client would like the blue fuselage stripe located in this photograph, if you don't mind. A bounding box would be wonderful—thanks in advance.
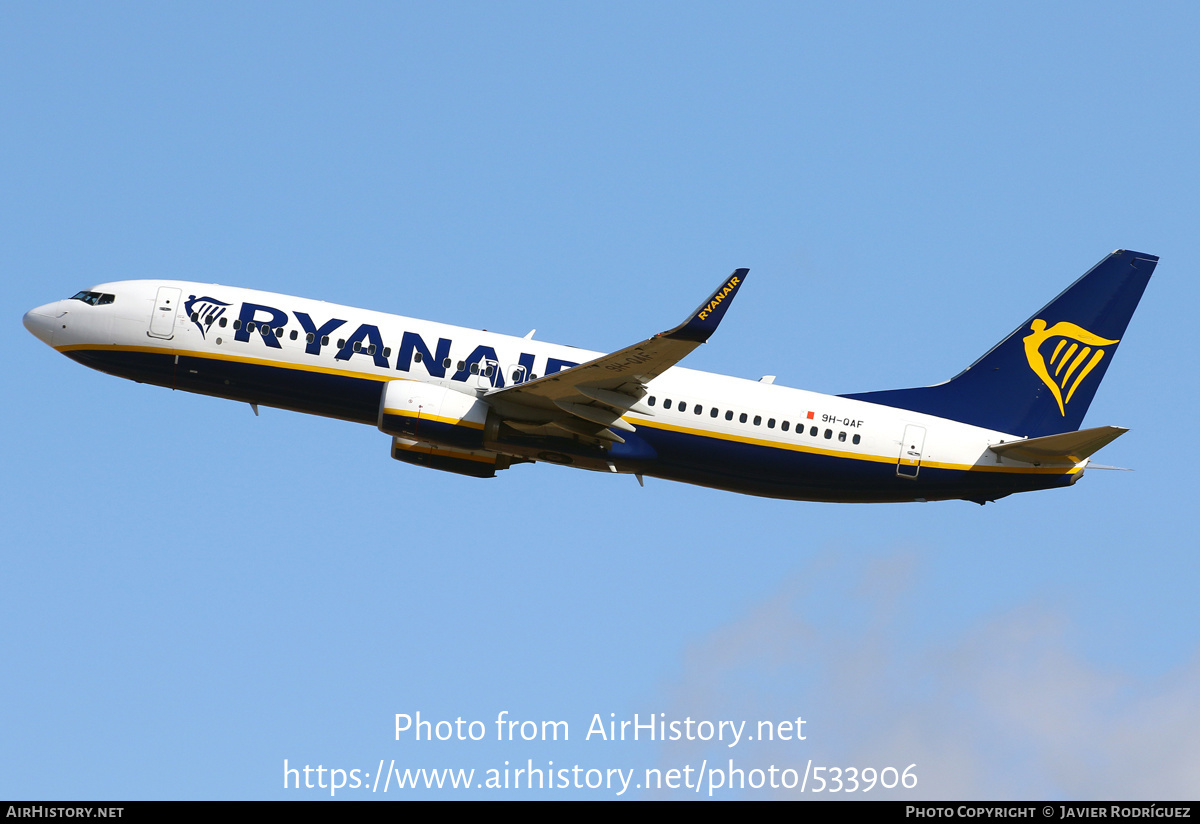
[67,348,1074,503]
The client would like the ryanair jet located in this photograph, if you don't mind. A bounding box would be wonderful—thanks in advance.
[23,250,1156,504]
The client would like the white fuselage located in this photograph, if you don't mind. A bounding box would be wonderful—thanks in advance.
[24,279,1083,503]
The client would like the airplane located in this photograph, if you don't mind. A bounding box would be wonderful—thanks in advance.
[23,249,1155,504]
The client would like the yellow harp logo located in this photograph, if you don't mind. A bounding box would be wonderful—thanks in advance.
[1023,319,1119,416]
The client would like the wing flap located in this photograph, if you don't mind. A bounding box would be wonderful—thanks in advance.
[575,385,654,415]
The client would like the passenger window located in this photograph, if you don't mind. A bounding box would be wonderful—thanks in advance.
[695,405,702,415]
[838,431,846,442]
[247,322,256,332]
[275,327,283,337]
[443,357,452,369]
[725,410,733,421]
[383,347,391,358]
[753,415,761,426]
[233,319,242,330]
[824,429,832,439]
[679,402,687,412]
[338,339,345,348]
[368,344,377,355]
[290,330,298,340]
[664,399,672,410]
[457,360,465,370]
[353,341,362,352]
[306,333,315,343]
[767,418,775,429]
[710,407,718,418]
[470,362,479,374]
[852,434,861,445]
[321,335,329,346]
[782,421,790,432]
[220,318,227,328]
[810,426,818,436]
[414,352,423,363]
[648,396,656,406]
[190,312,199,322]
[739,413,748,423]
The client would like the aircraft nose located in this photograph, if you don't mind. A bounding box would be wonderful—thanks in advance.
[23,302,60,347]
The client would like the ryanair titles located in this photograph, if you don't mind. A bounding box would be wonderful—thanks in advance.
[196,297,579,388]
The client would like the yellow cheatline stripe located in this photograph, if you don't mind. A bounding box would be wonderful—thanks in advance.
[56,343,411,384]
[66,343,481,430]
[60,345,1080,477]
[382,408,485,430]
[630,418,1081,475]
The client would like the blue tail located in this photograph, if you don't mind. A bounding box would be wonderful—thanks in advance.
[840,250,1157,437]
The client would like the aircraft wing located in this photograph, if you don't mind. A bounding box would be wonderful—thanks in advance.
[484,269,747,442]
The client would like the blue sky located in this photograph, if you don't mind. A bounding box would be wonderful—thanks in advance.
[3,2,1198,799]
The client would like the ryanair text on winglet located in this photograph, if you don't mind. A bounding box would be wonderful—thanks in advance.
[697,276,740,321]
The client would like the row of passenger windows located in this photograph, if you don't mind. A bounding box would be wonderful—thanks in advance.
[190,313,530,377]
[190,313,859,444]
[189,314,859,444]
[197,314,384,354]
[646,395,862,445]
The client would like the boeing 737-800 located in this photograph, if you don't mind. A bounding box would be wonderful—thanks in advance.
[23,250,1156,503]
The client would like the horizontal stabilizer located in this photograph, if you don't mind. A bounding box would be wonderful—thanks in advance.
[989,425,1128,465]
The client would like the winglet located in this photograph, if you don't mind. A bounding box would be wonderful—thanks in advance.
[664,268,749,343]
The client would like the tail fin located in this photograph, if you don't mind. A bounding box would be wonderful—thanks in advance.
[840,250,1157,437]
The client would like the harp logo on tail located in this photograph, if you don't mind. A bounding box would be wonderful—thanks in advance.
[1023,319,1119,416]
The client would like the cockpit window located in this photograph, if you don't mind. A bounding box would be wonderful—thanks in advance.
[70,291,115,306]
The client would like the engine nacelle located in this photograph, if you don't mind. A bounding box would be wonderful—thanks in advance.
[378,379,493,451]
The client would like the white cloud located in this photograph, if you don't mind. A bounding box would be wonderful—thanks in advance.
[649,554,1200,799]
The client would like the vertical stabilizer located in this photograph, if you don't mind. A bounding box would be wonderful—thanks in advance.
[840,250,1157,437]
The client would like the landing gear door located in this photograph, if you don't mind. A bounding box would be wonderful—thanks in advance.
[148,286,182,340]
[897,424,926,478]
